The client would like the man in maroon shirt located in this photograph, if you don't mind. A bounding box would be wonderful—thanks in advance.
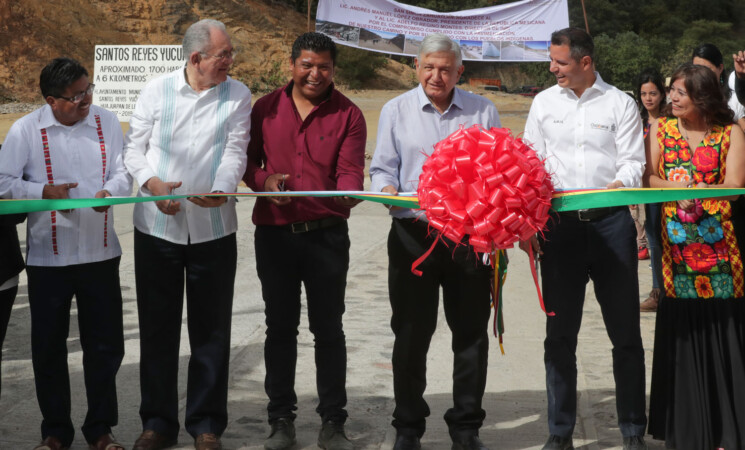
[243,32,366,450]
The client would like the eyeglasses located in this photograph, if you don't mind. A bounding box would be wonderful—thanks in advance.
[57,84,95,104]
[200,50,236,62]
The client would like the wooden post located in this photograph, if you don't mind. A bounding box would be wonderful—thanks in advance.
[308,0,312,32]
[580,0,590,35]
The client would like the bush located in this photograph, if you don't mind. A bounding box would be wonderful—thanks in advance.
[335,46,389,89]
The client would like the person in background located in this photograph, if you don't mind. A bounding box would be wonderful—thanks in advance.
[370,33,500,450]
[0,149,24,401]
[243,32,365,450]
[644,62,745,449]
[691,43,745,130]
[636,68,667,312]
[0,57,131,450]
[124,19,251,450]
[521,27,648,450]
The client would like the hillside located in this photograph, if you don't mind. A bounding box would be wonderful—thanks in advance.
[0,0,414,102]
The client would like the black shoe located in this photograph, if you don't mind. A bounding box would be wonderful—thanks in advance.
[451,433,488,450]
[264,418,296,450]
[318,421,353,450]
[393,434,421,450]
[623,435,648,450]
[542,435,574,450]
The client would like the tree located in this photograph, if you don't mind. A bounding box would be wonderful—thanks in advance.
[593,32,658,90]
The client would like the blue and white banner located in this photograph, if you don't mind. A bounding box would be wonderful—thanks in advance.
[316,0,568,62]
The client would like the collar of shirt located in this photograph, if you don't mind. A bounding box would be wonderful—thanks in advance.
[416,84,463,115]
[36,104,98,130]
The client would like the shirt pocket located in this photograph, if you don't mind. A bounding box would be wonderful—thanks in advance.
[307,133,339,168]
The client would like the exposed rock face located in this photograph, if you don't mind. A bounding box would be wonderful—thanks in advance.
[0,0,307,101]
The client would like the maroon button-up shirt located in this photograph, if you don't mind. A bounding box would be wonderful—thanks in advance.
[243,82,366,226]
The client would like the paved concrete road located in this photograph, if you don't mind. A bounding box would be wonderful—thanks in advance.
[0,196,663,449]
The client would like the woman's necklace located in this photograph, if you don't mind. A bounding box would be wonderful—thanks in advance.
[680,118,708,145]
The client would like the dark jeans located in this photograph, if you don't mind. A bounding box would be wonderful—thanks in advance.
[388,218,492,438]
[539,210,647,438]
[255,222,350,424]
[134,230,236,439]
[644,203,663,290]
[0,285,17,400]
[26,257,124,447]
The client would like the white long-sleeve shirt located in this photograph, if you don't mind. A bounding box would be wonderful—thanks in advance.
[0,104,131,266]
[124,68,251,244]
[523,73,645,189]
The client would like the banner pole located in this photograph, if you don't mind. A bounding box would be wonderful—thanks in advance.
[580,0,590,34]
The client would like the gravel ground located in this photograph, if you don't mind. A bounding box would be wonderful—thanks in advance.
[0,103,43,114]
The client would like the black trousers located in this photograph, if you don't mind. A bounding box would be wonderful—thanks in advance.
[388,218,492,438]
[255,222,350,424]
[134,230,236,439]
[539,210,647,438]
[0,285,17,400]
[26,257,124,447]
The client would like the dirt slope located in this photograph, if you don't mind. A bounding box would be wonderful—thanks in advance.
[0,0,385,102]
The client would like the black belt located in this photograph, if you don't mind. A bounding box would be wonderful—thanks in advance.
[558,206,626,222]
[282,216,345,233]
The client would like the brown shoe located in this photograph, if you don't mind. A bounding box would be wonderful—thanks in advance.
[195,433,222,450]
[33,436,69,450]
[132,430,177,450]
[89,433,125,450]
[640,288,660,312]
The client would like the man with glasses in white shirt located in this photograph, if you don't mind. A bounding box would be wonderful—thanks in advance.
[124,18,251,450]
[0,57,132,450]
[520,27,648,450]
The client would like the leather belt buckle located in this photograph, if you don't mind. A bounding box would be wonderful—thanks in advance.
[576,209,592,221]
[291,222,310,233]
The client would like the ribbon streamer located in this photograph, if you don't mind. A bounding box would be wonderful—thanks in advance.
[3,187,745,216]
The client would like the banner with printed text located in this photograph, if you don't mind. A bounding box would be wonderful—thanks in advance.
[93,45,186,122]
[315,0,568,62]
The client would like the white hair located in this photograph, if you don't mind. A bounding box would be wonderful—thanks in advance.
[183,19,227,56]
[418,33,462,67]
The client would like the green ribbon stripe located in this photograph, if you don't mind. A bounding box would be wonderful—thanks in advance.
[1,188,745,215]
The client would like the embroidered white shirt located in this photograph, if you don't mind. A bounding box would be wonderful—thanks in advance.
[124,69,251,244]
[523,73,645,189]
[0,105,131,266]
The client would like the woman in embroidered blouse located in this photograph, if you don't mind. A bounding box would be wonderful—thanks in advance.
[636,68,667,312]
[643,62,745,450]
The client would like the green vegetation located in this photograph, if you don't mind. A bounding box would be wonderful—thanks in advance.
[335,46,390,89]
[278,0,745,90]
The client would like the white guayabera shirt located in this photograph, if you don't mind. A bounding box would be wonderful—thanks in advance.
[523,72,645,190]
[124,68,251,245]
[0,104,132,266]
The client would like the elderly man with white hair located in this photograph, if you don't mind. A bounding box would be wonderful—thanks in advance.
[124,18,251,450]
[369,33,501,450]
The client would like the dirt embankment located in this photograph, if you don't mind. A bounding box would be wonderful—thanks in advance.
[0,0,417,102]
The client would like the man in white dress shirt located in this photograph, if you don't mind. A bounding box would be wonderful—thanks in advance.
[520,27,648,450]
[0,57,132,450]
[370,34,500,450]
[123,19,251,450]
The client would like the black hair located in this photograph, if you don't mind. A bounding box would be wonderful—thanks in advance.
[551,27,594,63]
[291,32,337,65]
[691,43,727,88]
[635,67,667,121]
[39,58,88,99]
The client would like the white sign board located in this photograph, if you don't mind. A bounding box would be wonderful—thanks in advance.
[93,45,186,122]
[316,0,568,62]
